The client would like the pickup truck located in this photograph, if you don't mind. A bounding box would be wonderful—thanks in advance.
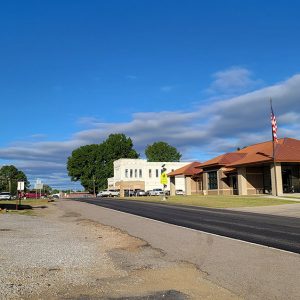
[97,189,120,197]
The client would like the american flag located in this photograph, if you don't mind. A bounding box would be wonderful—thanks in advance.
[271,105,278,143]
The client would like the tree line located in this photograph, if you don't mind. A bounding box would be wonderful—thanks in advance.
[0,165,29,195]
[67,133,181,193]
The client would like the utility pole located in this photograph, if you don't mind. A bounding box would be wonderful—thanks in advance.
[93,175,96,197]
[8,177,11,194]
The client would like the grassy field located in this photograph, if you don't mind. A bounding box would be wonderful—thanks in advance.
[0,198,51,215]
[122,195,297,208]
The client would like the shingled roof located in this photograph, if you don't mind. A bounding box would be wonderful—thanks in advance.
[199,152,246,167]
[200,138,300,168]
[168,162,202,176]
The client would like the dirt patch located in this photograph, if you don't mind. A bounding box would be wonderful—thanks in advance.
[0,201,241,300]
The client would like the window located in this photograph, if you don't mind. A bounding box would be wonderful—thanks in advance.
[130,169,133,178]
[156,169,159,178]
[208,171,218,190]
[125,169,128,178]
[139,169,142,178]
[134,169,137,178]
[149,169,152,178]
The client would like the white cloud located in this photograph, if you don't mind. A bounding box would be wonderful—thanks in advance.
[206,66,263,96]
[0,73,299,189]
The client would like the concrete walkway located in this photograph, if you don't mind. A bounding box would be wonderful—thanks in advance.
[229,203,300,217]
[266,194,300,202]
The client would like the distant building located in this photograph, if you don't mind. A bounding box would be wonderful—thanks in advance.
[108,158,191,194]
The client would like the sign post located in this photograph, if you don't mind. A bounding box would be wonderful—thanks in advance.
[160,164,168,201]
[34,179,44,199]
[17,181,25,210]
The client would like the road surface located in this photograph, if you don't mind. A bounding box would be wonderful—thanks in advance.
[77,198,300,254]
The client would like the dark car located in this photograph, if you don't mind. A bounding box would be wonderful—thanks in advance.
[124,190,135,197]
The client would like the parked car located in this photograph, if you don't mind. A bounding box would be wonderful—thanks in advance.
[0,192,11,200]
[50,194,60,199]
[135,189,146,196]
[124,189,135,197]
[97,189,120,197]
[148,188,164,196]
[175,189,185,195]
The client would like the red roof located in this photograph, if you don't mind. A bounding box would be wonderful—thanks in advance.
[199,152,246,167]
[168,162,202,176]
[201,138,300,168]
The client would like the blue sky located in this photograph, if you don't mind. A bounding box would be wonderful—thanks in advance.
[1,0,300,189]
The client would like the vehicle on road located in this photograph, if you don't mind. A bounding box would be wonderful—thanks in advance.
[175,189,185,195]
[97,189,120,197]
[0,192,12,200]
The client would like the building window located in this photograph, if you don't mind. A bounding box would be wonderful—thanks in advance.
[149,169,152,178]
[139,169,142,178]
[156,169,159,177]
[134,169,137,178]
[130,169,133,178]
[208,171,218,190]
[125,169,128,178]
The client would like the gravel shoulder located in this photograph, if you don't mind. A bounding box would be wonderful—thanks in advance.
[0,201,240,299]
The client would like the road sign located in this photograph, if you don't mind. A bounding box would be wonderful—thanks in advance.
[160,172,168,185]
[17,181,25,191]
[35,183,43,190]
[35,179,43,190]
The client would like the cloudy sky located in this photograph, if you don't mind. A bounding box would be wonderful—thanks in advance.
[1,0,300,189]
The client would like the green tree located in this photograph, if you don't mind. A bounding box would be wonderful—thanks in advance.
[43,184,52,195]
[0,165,30,195]
[67,133,139,192]
[145,141,182,162]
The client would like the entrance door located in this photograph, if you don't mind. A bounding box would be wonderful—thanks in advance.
[282,169,293,193]
[231,175,238,195]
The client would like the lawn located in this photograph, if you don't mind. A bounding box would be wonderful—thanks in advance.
[122,195,297,208]
[0,198,51,215]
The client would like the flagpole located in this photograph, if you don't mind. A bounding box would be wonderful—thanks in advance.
[270,98,278,196]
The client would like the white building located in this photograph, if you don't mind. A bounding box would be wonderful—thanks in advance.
[108,158,191,193]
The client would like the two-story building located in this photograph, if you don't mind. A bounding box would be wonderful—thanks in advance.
[108,158,191,194]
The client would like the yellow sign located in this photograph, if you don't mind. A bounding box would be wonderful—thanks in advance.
[160,172,168,185]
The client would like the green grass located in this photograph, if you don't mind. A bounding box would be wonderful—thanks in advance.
[122,195,296,208]
[0,198,51,215]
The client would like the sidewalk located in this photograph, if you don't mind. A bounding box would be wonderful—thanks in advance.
[228,202,300,217]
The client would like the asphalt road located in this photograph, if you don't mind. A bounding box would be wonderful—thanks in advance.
[78,198,300,254]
